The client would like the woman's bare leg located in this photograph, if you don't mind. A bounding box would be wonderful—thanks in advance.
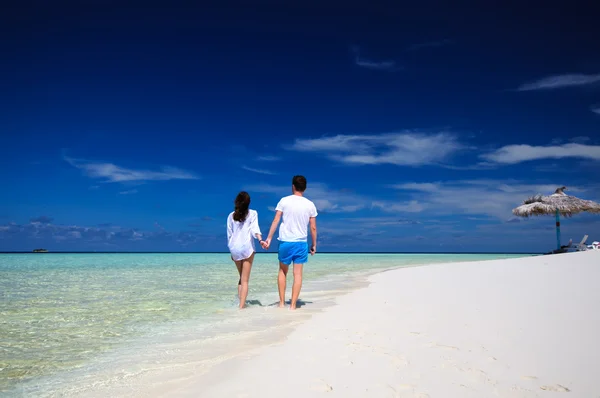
[238,253,254,309]
[234,259,243,300]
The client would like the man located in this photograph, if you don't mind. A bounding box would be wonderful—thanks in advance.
[263,175,318,310]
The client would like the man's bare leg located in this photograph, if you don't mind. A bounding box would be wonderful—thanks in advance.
[278,262,289,307]
[290,263,303,310]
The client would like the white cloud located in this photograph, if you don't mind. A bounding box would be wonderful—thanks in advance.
[371,200,425,213]
[592,105,600,115]
[245,178,591,221]
[288,132,463,166]
[389,182,439,192]
[244,182,368,213]
[391,180,589,219]
[243,183,288,196]
[338,216,422,226]
[68,231,82,239]
[30,215,53,224]
[313,199,365,213]
[303,216,426,243]
[352,46,398,71]
[570,136,591,144]
[257,155,281,161]
[480,143,600,164]
[516,73,600,91]
[64,156,199,183]
[241,165,277,175]
[246,181,423,215]
[355,58,398,71]
[0,220,227,249]
[119,189,138,195]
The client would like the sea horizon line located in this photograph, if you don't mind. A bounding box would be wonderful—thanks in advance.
[0,251,539,255]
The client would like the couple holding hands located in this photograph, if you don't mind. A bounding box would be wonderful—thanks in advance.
[226,175,318,310]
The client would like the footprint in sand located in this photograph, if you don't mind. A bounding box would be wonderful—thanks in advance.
[310,379,333,392]
[453,383,469,389]
[521,376,538,381]
[381,352,410,367]
[388,385,427,398]
[468,368,489,380]
[437,344,459,351]
[389,383,415,393]
[346,342,374,352]
[452,367,492,383]
[540,384,570,392]
[510,386,534,393]
[427,342,460,351]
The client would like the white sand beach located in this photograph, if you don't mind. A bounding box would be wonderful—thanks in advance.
[176,251,599,397]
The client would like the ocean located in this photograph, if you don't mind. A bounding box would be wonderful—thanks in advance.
[1,252,530,396]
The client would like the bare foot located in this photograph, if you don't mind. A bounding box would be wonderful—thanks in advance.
[278,302,285,308]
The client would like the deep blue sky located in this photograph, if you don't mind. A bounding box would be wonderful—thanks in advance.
[2,1,599,252]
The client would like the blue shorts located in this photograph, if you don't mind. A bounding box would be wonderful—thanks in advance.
[278,241,308,265]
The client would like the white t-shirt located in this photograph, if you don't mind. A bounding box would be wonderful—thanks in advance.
[227,209,261,261]
[275,195,318,242]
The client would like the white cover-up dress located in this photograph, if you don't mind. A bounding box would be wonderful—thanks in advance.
[227,209,261,261]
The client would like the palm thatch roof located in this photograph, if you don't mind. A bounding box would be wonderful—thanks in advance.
[512,186,600,218]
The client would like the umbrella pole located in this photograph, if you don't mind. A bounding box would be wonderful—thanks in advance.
[555,209,561,250]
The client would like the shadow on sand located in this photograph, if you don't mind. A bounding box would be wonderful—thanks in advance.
[244,299,313,308]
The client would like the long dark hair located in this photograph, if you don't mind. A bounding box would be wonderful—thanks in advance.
[233,191,250,222]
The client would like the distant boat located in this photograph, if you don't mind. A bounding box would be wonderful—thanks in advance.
[32,248,48,253]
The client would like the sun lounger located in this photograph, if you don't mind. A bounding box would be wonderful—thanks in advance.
[545,239,572,254]
[572,235,589,251]
[544,235,588,254]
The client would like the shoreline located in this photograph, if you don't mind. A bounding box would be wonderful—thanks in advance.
[7,259,394,397]
[4,253,536,396]
[185,251,599,397]
[0,251,539,254]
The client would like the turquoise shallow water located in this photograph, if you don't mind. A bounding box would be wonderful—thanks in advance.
[0,252,530,395]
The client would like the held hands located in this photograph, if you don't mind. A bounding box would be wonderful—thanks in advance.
[260,238,271,250]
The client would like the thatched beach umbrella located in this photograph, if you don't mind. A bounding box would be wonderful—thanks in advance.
[512,187,600,250]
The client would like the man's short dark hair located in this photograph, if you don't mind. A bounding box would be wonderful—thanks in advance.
[292,175,307,192]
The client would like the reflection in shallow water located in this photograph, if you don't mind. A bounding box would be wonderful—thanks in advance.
[0,252,529,395]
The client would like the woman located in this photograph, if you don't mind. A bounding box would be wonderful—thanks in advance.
[226,191,263,309]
